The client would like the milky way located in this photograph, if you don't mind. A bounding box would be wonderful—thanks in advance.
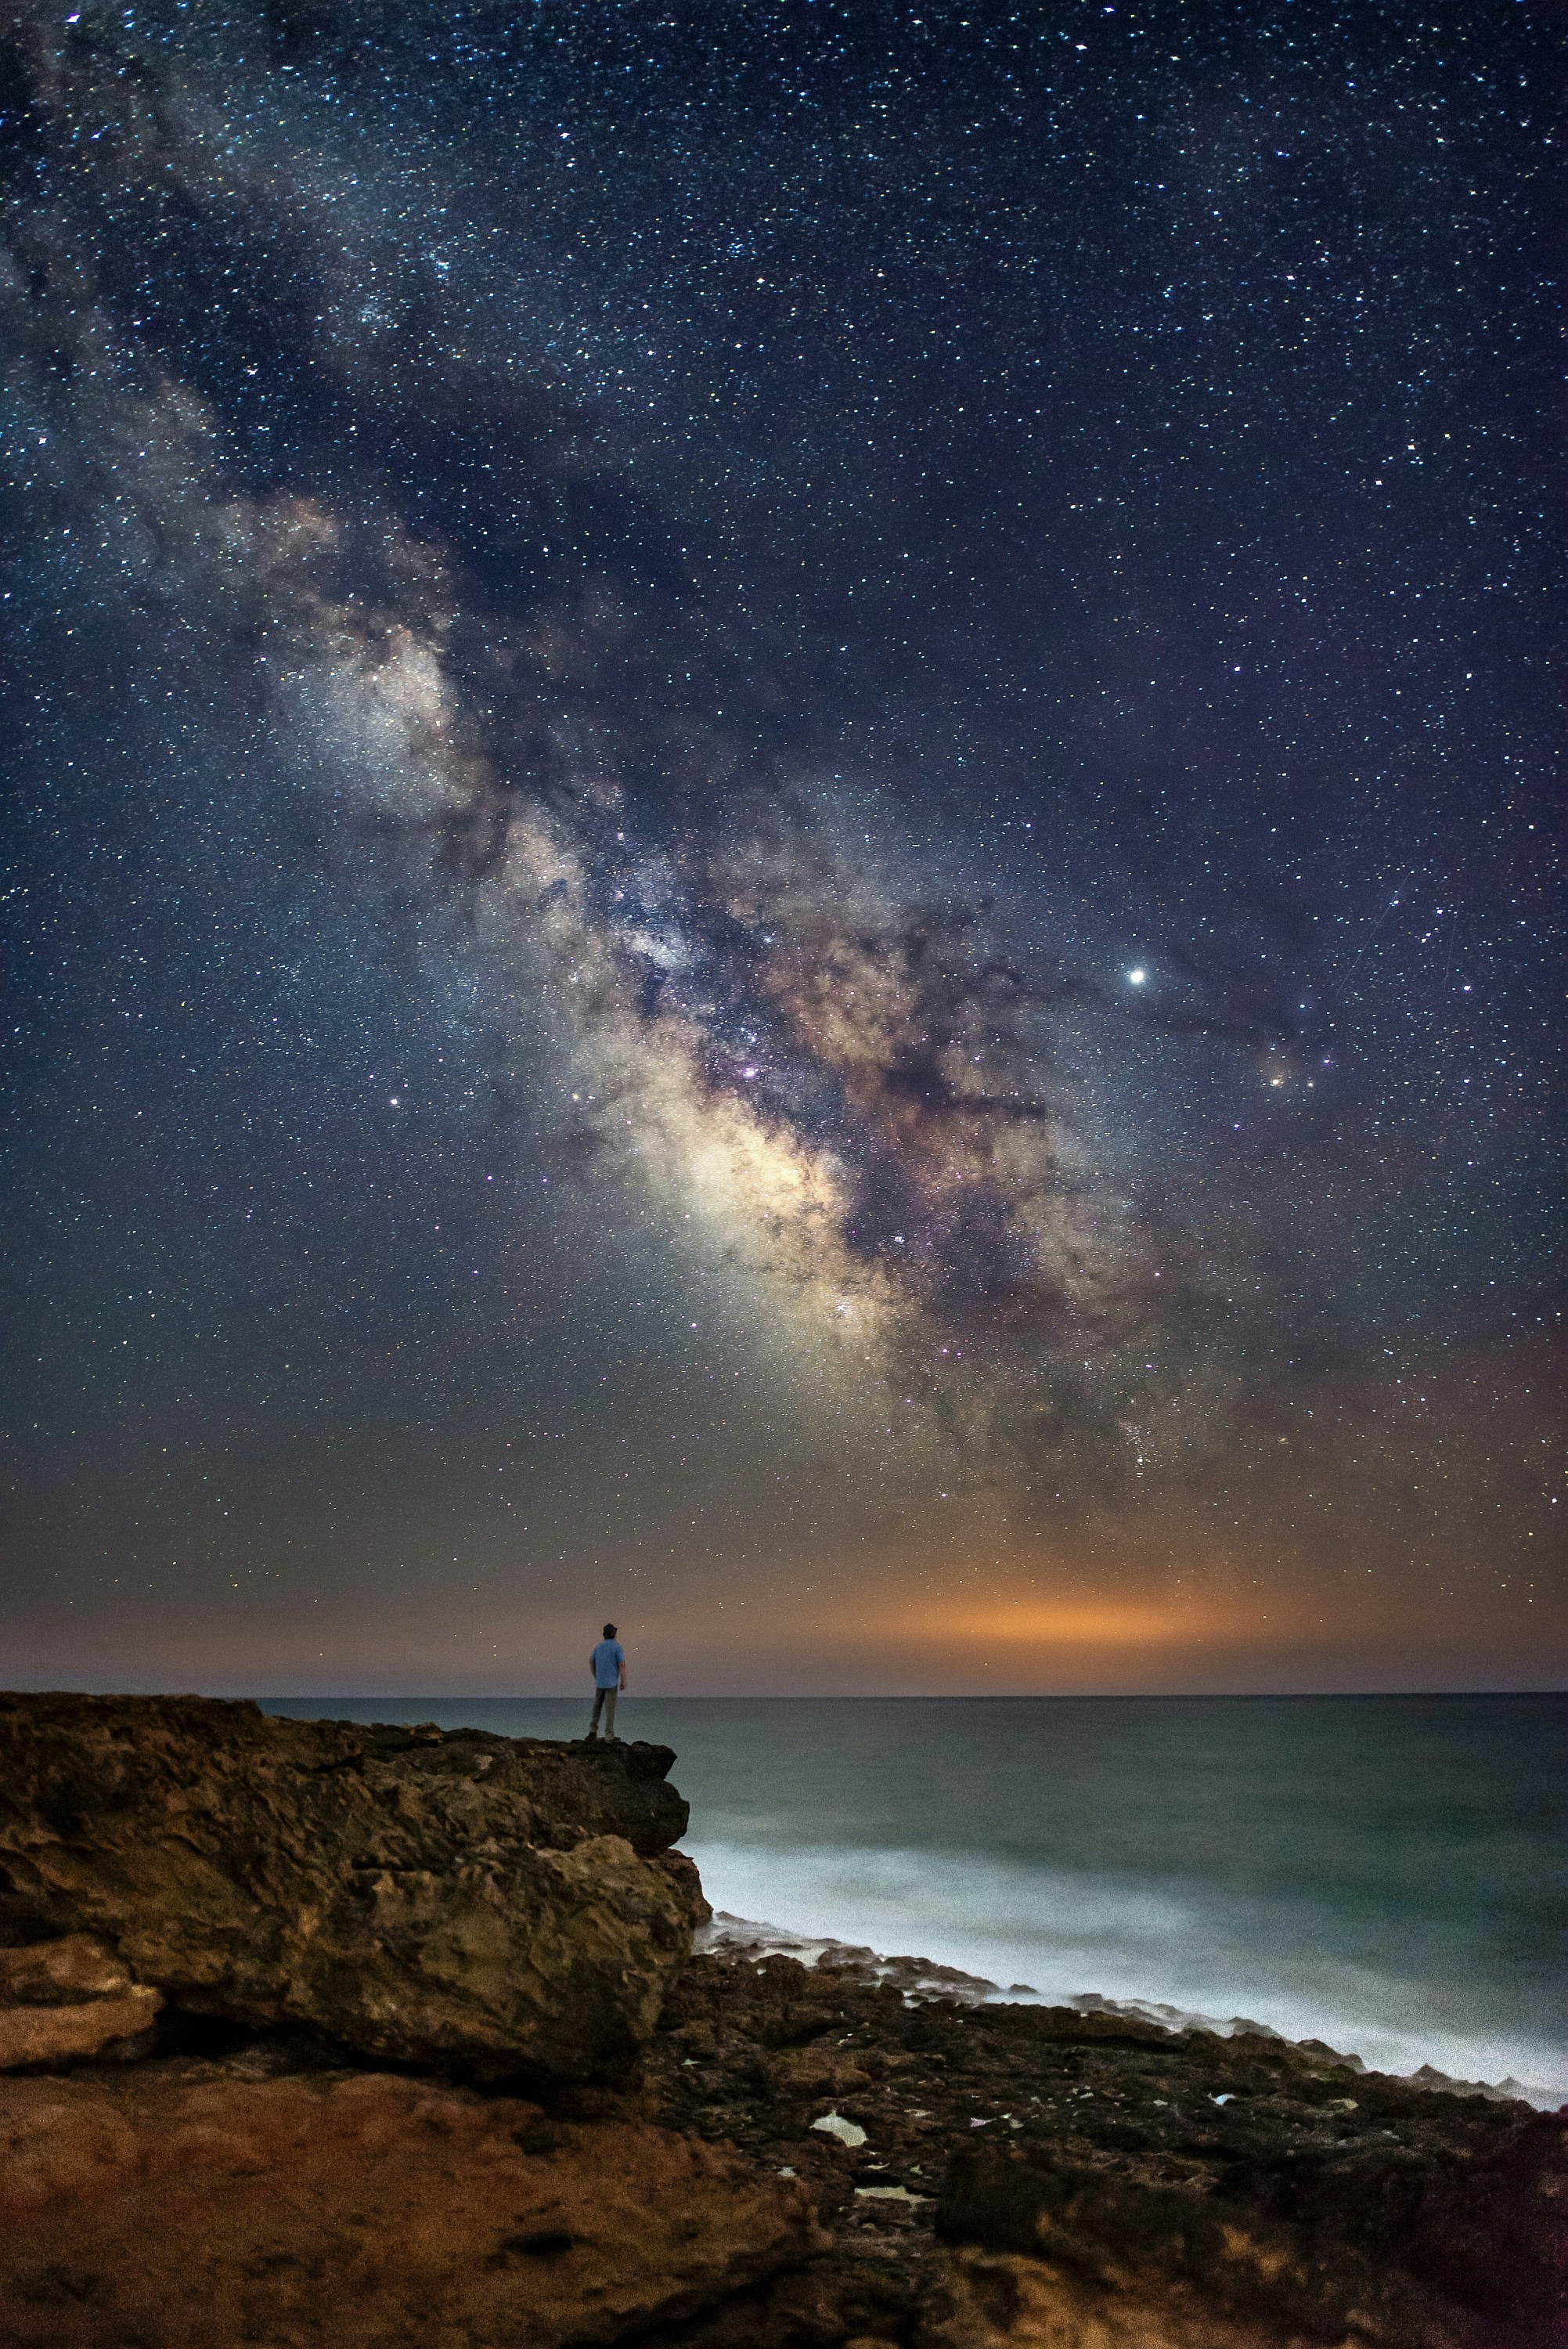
[2,0,1559,1690]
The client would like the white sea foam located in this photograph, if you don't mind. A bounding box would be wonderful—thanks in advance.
[688,1839,1567,2107]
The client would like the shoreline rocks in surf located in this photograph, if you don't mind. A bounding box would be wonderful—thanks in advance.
[697,1908,1546,2105]
[651,1946,1565,2347]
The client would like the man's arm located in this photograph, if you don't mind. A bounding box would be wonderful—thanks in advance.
[618,1652,627,1690]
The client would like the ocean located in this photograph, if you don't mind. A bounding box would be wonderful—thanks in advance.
[261,1692,1566,2105]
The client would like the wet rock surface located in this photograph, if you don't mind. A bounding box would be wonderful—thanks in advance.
[0,1694,698,2080]
[644,1951,1567,2348]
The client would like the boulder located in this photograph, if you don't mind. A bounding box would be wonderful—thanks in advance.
[0,2061,817,2347]
[0,1694,703,2080]
[0,1936,162,2071]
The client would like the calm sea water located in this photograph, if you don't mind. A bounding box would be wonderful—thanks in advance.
[262,1693,1567,2104]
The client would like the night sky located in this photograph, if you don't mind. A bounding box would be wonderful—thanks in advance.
[2,0,1560,1696]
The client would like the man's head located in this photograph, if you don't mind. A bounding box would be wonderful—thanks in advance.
[603,1622,618,1639]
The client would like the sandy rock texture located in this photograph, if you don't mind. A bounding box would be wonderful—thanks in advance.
[0,1694,701,2080]
[0,2059,816,2347]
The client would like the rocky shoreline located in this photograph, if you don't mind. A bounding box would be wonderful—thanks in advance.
[692,1911,1547,2106]
[2,1695,1562,2348]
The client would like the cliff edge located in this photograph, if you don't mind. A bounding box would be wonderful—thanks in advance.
[1,1694,1561,2349]
[0,1693,703,2080]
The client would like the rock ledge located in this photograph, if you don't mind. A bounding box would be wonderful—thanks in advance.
[0,1693,701,2079]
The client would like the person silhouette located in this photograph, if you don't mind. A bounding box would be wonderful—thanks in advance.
[587,1622,626,1739]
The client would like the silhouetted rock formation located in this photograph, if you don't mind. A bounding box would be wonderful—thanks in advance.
[0,1694,701,2080]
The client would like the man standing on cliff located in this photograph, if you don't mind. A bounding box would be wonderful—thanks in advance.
[587,1622,626,1740]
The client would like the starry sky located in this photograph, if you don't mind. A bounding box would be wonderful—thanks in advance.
[2,0,1560,1696]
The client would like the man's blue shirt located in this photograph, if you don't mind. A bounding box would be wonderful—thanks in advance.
[591,1639,625,1688]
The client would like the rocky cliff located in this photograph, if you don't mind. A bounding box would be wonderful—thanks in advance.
[0,1694,702,2080]
[1,1694,1562,2349]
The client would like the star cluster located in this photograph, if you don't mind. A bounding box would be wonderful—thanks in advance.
[1,0,1559,1691]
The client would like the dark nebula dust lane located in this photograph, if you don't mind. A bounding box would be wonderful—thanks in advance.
[1,0,1560,1694]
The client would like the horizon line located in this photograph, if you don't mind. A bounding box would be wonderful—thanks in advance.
[243,1686,1567,1702]
[10,1683,1564,1703]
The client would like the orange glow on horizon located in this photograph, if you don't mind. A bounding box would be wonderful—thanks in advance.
[903,1594,1296,1649]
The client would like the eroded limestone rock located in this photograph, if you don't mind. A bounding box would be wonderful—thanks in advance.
[0,1936,164,2072]
[0,1694,701,2080]
[646,1951,1568,2349]
[0,1996,161,2072]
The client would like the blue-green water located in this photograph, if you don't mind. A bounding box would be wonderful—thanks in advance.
[263,1693,1567,2103]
